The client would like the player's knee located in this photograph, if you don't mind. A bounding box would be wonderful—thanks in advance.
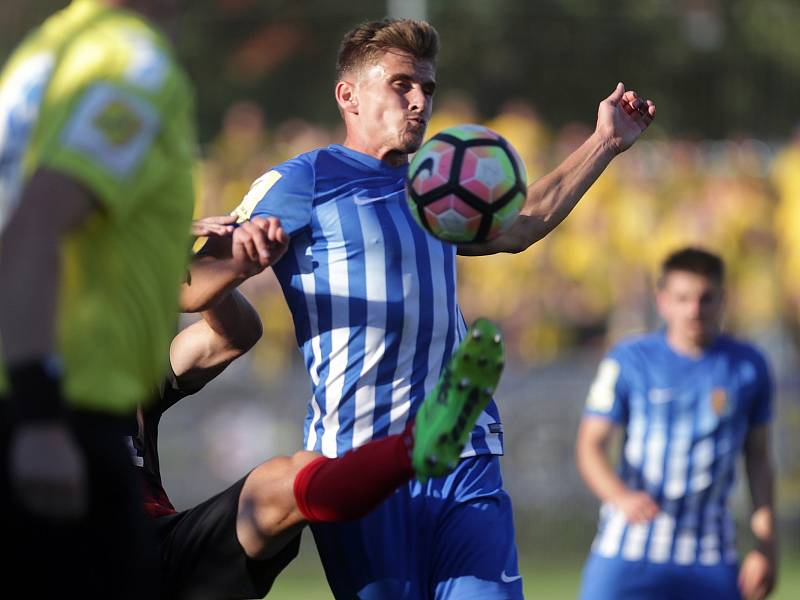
[241,457,297,537]
[289,450,321,475]
[238,451,323,551]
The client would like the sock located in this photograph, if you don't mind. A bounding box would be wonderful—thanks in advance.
[293,422,415,522]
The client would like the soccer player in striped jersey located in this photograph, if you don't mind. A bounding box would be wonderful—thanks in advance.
[576,248,777,600]
[228,18,655,598]
[139,215,504,599]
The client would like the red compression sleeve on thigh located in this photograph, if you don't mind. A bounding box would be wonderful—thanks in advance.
[293,422,415,522]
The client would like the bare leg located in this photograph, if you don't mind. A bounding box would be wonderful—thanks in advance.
[236,450,319,560]
[235,424,415,560]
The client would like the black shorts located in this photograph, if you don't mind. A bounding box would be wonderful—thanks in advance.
[0,406,160,599]
[156,475,301,600]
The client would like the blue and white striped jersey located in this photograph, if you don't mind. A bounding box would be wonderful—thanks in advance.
[234,144,504,458]
[583,330,773,566]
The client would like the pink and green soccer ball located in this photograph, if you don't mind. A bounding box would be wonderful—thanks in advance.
[406,124,527,243]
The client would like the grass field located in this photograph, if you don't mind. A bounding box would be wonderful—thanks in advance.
[266,534,800,599]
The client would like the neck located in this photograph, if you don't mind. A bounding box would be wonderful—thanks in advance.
[665,329,717,358]
[342,132,408,168]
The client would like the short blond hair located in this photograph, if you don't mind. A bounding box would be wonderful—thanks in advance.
[336,18,439,80]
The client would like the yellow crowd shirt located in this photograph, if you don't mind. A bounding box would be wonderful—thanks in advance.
[0,0,196,413]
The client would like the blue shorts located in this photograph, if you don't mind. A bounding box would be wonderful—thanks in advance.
[310,455,523,599]
[579,553,742,600]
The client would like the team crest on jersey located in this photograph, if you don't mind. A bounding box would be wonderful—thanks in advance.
[92,99,143,146]
[61,83,159,177]
[711,387,728,415]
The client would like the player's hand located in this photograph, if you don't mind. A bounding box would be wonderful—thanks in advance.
[738,548,776,600]
[612,489,659,523]
[596,82,656,155]
[9,421,88,519]
[191,214,237,238]
[232,216,289,274]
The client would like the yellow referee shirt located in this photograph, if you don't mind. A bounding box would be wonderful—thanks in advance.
[0,0,196,413]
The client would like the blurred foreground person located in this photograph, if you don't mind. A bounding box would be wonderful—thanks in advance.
[576,247,777,600]
[142,216,505,599]
[0,0,196,596]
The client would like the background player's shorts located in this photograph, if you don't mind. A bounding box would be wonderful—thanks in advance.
[311,455,523,600]
[579,553,742,600]
[155,475,300,600]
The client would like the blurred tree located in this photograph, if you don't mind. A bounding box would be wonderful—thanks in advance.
[4,0,799,142]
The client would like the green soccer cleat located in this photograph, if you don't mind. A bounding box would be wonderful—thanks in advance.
[412,318,505,482]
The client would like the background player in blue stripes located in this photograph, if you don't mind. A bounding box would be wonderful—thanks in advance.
[576,247,777,600]
[229,18,656,599]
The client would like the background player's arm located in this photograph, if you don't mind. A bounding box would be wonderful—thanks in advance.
[459,83,656,257]
[181,216,288,312]
[576,416,659,523]
[169,289,262,394]
[0,168,96,519]
[738,424,778,600]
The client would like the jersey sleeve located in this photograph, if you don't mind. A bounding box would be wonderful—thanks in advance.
[231,156,314,236]
[35,30,193,222]
[583,350,630,424]
[747,350,774,427]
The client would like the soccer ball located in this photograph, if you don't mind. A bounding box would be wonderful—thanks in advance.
[406,124,527,243]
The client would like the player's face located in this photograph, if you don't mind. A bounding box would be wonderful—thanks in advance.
[354,51,436,156]
[657,271,724,349]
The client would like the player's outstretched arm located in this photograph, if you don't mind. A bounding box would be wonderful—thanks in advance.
[168,289,263,395]
[181,215,288,313]
[739,424,778,600]
[459,83,656,256]
[576,415,659,523]
[0,169,95,519]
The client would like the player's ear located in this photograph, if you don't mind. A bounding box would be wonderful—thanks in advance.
[335,80,358,115]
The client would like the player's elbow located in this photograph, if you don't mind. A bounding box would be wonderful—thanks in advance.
[487,229,531,255]
[245,317,264,350]
[499,216,546,254]
[231,316,263,356]
[179,290,211,314]
[575,436,588,479]
[575,427,600,481]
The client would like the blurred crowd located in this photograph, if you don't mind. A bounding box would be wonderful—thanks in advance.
[194,94,800,372]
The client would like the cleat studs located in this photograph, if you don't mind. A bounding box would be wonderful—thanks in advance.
[493,333,502,344]
[426,455,438,466]
[458,378,471,389]
[471,329,482,340]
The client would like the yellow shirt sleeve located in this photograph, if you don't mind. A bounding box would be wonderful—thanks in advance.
[33,21,190,223]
